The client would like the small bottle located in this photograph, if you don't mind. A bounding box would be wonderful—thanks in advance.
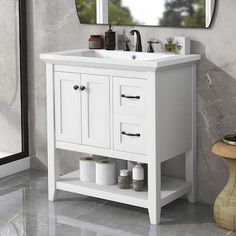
[89,35,103,49]
[105,24,116,50]
[132,163,145,191]
[118,170,130,189]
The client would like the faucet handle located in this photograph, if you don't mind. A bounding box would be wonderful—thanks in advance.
[148,39,160,44]
[124,41,130,51]
[120,39,130,51]
[147,40,160,53]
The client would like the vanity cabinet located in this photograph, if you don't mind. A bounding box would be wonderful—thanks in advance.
[41,49,200,225]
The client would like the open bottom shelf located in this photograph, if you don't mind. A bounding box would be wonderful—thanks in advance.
[56,170,191,209]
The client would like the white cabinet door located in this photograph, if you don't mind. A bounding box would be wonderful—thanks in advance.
[81,74,110,149]
[55,72,81,144]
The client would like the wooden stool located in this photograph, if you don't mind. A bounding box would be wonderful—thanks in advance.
[212,141,236,231]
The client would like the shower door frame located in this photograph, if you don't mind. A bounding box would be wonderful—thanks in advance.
[0,0,28,165]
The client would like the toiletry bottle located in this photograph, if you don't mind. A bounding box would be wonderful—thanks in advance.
[118,170,130,189]
[132,163,145,191]
[105,24,116,50]
[89,35,103,49]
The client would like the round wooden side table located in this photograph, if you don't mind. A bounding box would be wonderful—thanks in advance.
[212,141,236,231]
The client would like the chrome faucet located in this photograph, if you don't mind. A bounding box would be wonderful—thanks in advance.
[130,30,142,52]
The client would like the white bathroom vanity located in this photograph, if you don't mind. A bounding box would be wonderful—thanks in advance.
[41,49,200,225]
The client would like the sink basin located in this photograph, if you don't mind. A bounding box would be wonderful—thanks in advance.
[40,49,201,70]
[61,50,176,61]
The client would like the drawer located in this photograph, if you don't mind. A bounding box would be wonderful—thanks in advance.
[114,115,147,155]
[113,77,147,117]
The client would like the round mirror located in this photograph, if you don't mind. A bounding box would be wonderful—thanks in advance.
[75,0,216,28]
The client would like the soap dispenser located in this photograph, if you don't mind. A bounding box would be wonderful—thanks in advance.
[105,24,116,50]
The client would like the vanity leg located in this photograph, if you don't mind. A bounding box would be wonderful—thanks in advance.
[147,72,161,225]
[186,149,196,202]
[148,158,161,225]
[186,64,197,203]
[47,63,60,201]
[48,147,59,201]
[148,205,161,225]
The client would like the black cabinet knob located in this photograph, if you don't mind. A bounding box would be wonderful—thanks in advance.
[80,86,86,91]
[73,85,79,90]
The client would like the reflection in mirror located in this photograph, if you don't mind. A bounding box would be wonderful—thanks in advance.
[76,0,216,28]
[0,0,22,159]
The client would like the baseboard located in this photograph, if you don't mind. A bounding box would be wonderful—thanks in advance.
[0,157,30,178]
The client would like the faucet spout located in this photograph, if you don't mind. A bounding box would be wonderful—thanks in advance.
[130,30,142,52]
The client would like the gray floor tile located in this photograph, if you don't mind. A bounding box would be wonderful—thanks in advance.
[0,169,234,236]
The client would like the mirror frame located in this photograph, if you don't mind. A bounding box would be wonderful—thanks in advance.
[0,0,28,165]
[76,0,217,28]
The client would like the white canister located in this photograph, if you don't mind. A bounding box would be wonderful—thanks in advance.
[96,159,116,185]
[132,163,145,191]
[132,164,144,181]
[80,157,96,182]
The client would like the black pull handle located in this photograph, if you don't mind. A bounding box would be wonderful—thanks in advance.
[122,131,141,137]
[73,85,79,90]
[121,94,140,99]
[80,86,86,91]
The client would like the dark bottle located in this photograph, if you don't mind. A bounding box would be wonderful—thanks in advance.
[105,24,116,50]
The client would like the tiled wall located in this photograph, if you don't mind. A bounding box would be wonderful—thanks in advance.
[27,0,236,203]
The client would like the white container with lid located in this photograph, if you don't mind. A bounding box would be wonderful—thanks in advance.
[132,163,145,191]
[132,164,144,181]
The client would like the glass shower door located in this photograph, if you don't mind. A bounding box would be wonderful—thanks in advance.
[0,0,28,164]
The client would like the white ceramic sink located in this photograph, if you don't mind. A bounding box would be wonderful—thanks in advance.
[61,50,176,61]
[40,49,201,70]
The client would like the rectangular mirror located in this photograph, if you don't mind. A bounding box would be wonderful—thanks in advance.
[0,0,28,164]
[76,0,216,28]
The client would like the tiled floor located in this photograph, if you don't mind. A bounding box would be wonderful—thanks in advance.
[0,169,234,236]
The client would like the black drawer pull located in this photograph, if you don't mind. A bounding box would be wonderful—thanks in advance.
[121,94,140,99]
[122,131,141,137]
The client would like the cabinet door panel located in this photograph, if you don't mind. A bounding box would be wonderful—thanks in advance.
[55,72,81,144]
[81,74,110,148]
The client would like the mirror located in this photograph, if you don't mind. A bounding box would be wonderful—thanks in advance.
[0,0,28,165]
[76,0,216,28]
